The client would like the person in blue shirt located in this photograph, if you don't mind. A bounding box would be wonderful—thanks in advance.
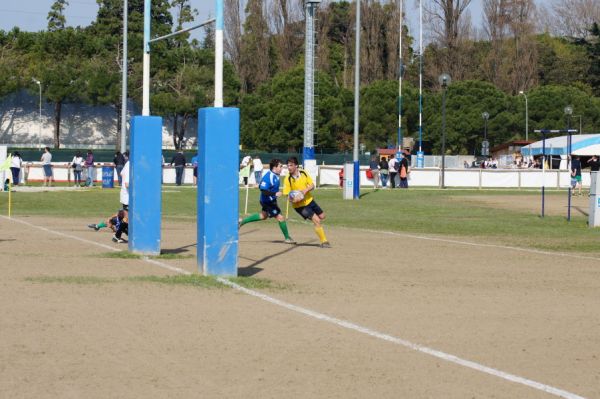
[239,159,295,244]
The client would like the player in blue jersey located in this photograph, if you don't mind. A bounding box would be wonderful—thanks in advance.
[239,159,295,244]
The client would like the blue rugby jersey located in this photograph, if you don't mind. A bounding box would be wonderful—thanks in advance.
[259,170,280,204]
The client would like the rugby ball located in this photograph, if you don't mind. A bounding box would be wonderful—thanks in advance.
[289,190,304,203]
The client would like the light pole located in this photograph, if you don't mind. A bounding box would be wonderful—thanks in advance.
[518,90,528,141]
[438,73,450,189]
[565,105,573,221]
[32,78,42,149]
[482,111,489,157]
[397,0,403,151]
[573,115,583,134]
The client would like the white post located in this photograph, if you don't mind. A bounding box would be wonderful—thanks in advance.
[215,0,224,107]
[142,0,151,116]
[121,0,129,151]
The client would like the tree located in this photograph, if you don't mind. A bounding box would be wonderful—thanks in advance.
[423,0,474,80]
[30,28,92,148]
[423,80,517,155]
[536,34,588,86]
[47,0,68,32]
[224,0,244,87]
[546,0,600,39]
[581,23,600,96]
[270,0,304,72]
[482,0,537,94]
[240,67,352,152]
[239,0,271,93]
[528,85,600,137]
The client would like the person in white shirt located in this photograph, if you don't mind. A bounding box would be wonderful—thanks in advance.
[252,156,263,187]
[40,147,54,187]
[10,151,22,185]
[71,151,84,187]
[120,157,129,210]
[240,154,252,186]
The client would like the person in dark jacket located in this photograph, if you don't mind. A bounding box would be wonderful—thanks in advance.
[171,150,186,186]
[379,157,389,188]
[113,151,126,186]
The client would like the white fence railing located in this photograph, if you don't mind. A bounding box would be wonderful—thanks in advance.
[316,166,586,189]
[4,163,587,189]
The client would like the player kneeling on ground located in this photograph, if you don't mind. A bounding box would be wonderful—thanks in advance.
[88,209,129,243]
[283,157,330,248]
[239,159,295,244]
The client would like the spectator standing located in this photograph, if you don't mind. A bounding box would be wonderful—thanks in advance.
[571,156,582,196]
[379,157,389,188]
[369,155,380,189]
[171,149,186,186]
[84,150,95,187]
[399,151,410,188]
[191,154,198,186]
[587,155,600,173]
[240,154,252,186]
[10,151,22,185]
[252,156,263,187]
[71,151,84,187]
[120,159,130,210]
[113,151,126,186]
[40,147,54,187]
[388,156,398,189]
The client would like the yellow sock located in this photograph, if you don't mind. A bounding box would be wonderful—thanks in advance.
[315,226,327,243]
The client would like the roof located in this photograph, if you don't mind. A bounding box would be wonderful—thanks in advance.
[490,140,533,153]
[521,134,600,156]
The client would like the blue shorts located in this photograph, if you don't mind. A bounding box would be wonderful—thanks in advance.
[294,201,324,220]
[261,201,281,218]
[43,164,53,177]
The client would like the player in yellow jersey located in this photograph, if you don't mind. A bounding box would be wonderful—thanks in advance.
[283,157,331,248]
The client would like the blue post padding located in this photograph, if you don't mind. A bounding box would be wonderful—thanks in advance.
[129,116,162,255]
[302,147,315,162]
[198,107,239,276]
[353,160,360,199]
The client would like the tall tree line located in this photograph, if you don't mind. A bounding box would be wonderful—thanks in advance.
[0,0,599,154]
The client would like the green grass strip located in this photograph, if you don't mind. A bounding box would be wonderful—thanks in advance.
[25,276,116,284]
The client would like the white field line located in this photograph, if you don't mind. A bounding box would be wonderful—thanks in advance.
[0,215,190,275]
[354,227,600,262]
[284,217,600,262]
[217,277,587,399]
[1,215,588,399]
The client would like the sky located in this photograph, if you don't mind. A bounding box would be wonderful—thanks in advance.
[0,0,485,44]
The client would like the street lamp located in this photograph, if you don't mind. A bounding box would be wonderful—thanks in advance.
[482,111,489,157]
[518,90,528,141]
[32,78,42,149]
[438,73,451,188]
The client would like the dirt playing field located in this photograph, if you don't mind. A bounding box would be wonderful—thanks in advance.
[1,193,599,399]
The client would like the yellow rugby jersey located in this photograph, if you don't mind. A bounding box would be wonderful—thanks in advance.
[282,170,314,208]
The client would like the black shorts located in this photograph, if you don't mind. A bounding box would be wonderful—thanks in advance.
[294,201,323,220]
[193,167,198,177]
[261,201,281,218]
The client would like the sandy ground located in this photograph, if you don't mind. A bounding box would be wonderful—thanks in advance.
[1,202,599,398]
[457,191,591,217]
